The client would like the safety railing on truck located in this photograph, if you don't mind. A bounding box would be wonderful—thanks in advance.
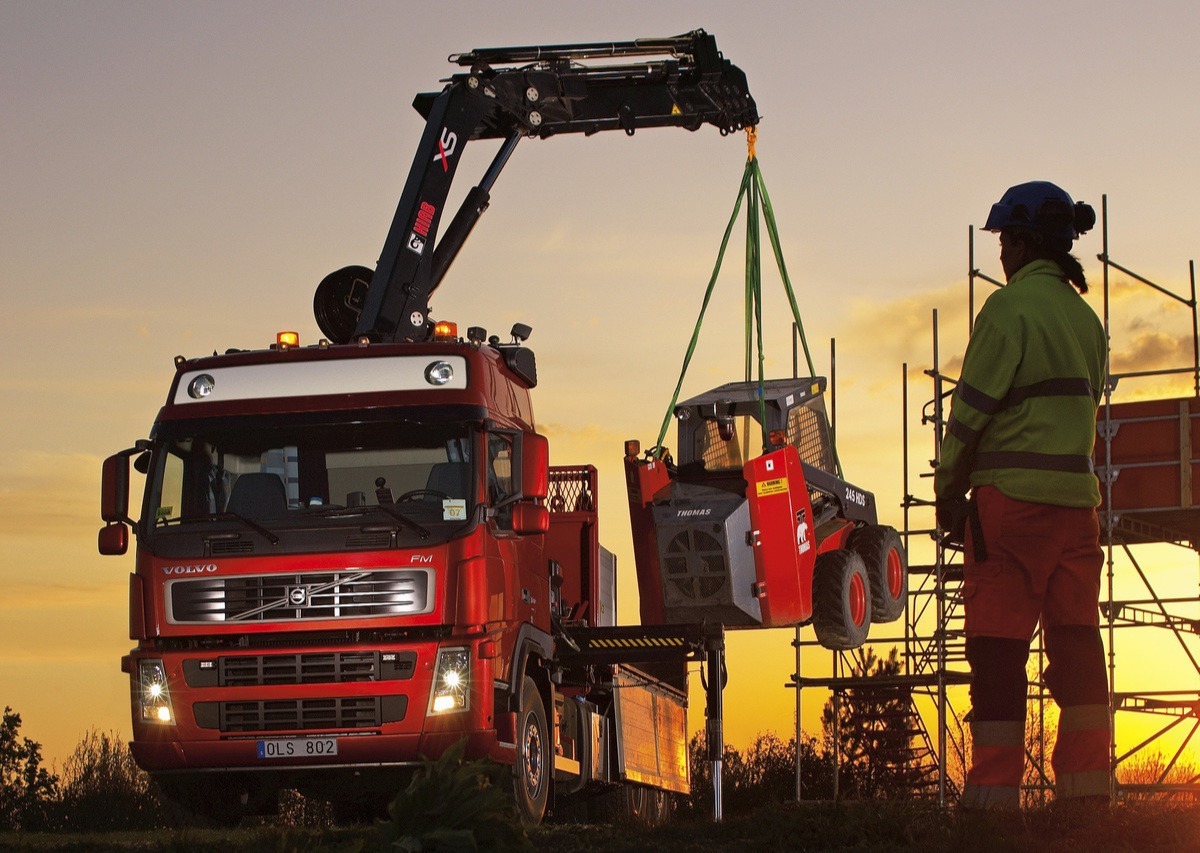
[547,465,597,513]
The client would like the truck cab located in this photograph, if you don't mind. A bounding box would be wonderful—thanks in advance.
[101,330,575,819]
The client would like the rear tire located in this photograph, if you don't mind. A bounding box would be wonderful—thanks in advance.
[513,676,550,824]
[812,549,872,650]
[589,783,671,827]
[848,525,907,623]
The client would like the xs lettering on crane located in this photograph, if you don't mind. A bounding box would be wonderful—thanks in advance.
[433,127,458,170]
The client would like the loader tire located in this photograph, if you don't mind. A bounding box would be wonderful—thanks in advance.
[513,676,550,824]
[848,524,907,623]
[812,549,872,650]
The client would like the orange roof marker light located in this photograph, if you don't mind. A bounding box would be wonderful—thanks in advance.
[276,331,300,349]
[431,321,459,342]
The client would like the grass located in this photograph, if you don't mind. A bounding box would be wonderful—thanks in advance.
[2,800,1199,852]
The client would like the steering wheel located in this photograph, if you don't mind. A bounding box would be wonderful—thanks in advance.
[395,489,451,503]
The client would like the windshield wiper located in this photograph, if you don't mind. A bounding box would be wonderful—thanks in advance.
[307,503,431,540]
[166,512,281,545]
[368,503,430,540]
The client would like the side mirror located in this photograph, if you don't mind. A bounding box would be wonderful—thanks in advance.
[99,441,149,556]
[98,523,129,556]
[512,503,549,536]
[521,433,549,500]
[101,453,131,524]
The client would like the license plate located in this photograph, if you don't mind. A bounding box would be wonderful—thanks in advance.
[256,737,338,759]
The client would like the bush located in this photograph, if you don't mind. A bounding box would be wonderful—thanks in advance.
[684,730,837,817]
[53,728,168,831]
[0,706,59,830]
[379,738,532,852]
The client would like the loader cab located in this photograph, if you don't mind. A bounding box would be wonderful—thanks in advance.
[673,378,836,490]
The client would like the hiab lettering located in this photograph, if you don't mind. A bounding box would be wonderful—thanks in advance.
[413,201,436,238]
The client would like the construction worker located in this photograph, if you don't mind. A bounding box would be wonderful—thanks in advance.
[935,180,1109,809]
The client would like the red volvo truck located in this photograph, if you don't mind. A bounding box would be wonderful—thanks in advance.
[98,32,756,824]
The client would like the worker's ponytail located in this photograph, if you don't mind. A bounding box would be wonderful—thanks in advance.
[1050,250,1089,294]
[1016,227,1090,294]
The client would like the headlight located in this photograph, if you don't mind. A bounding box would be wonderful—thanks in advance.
[424,361,454,386]
[429,647,470,714]
[137,659,174,724]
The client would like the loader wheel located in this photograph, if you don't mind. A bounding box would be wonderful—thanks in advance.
[848,524,907,623]
[812,549,872,650]
[514,676,549,824]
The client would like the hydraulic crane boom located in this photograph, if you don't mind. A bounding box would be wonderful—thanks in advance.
[313,30,758,344]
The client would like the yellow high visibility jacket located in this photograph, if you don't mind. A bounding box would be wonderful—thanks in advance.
[935,259,1107,508]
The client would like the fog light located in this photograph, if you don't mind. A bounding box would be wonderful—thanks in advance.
[138,659,174,725]
[429,647,470,715]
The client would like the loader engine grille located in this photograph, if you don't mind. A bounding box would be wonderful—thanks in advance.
[167,569,433,624]
[661,528,729,600]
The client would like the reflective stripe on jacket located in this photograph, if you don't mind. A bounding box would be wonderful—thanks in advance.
[935,259,1107,508]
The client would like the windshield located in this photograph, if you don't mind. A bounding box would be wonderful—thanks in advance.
[144,411,476,550]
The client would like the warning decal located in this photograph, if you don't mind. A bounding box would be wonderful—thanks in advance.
[756,477,789,497]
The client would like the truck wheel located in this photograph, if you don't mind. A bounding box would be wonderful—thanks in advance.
[848,524,907,623]
[812,550,872,650]
[589,784,671,827]
[513,676,549,824]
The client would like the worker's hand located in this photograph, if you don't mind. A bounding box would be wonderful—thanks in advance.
[935,495,969,547]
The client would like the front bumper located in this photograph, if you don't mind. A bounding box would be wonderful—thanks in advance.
[126,639,503,772]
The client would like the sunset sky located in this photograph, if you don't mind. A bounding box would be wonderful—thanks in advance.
[4,1,1200,776]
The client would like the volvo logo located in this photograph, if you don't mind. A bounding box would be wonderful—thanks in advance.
[288,586,309,607]
[162,564,218,575]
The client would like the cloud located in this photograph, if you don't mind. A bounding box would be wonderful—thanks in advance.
[0,450,107,540]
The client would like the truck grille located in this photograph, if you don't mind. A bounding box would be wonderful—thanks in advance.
[167,568,433,624]
[183,651,417,687]
[193,695,408,732]
[223,652,374,685]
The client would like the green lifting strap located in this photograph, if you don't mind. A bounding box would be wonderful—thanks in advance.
[651,149,840,475]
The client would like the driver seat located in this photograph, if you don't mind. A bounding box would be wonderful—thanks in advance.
[226,473,287,517]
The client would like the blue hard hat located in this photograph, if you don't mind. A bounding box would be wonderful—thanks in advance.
[983,180,1095,243]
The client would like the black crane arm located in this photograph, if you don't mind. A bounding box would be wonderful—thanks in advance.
[314,30,758,345]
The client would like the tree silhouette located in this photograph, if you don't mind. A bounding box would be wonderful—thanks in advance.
[0,706,59,830]
[821,647,938,799]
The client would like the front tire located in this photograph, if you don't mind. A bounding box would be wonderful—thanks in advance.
[848,524,907,623]
[812,549,872,650]
[514,676,550,824]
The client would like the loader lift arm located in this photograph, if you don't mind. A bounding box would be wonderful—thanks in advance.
[314,30,758,344]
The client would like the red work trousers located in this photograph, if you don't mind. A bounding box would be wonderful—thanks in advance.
[961,486,1109,809]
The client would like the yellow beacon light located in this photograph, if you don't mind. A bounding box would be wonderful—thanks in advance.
[277,331,300,349]
[431,321,458,342]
